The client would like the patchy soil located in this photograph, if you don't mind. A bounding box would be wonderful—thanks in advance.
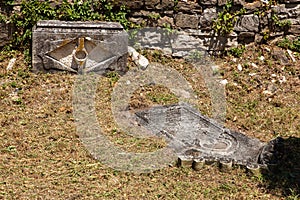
[0,44,299,199]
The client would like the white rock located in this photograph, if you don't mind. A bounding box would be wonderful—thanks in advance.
[279,76,287,83]
[287,49,296,63]
[251,63,258,68]
[237,64,242,71]
[232,58,237,62]
[249,73,257,76]
[264,47,271,52]
[137,55,149,70]
[258,56,265,61]
[263,90,272,95]
[132,51,139,60]
[128,46,149,69]
[220,79,228,85]
[6,58,16,71]
[271,74,277,77]
[128,46,138,58]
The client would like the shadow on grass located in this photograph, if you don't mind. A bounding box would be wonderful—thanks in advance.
[262,137,300,197]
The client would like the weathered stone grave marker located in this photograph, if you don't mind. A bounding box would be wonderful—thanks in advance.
[135,103,283,173]
[32,20,128,74]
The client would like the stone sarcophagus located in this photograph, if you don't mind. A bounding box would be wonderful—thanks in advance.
[32,20,128,74]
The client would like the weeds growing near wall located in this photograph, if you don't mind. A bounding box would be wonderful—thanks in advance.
[212,1,245,35]
[213,0,292,41]
[277,37,300,52]
[0,0,134,51]
[227,45,246,58]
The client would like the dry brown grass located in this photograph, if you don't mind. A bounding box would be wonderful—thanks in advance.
[0,45,299,199]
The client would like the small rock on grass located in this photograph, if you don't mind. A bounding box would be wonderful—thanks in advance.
[258,56,265,61]
[220,79,228,85]
[6,58,16,71]
[251,63,258,68]
[128,46,149,70]
[279,76,286,83]
[287,49,296,63]
[237,64,242,71]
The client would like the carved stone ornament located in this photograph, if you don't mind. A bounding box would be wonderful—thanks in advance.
[32,20,128,74]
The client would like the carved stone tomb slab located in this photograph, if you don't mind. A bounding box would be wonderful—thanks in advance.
[32,20,128,74]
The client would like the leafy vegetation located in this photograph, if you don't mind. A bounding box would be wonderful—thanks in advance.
[277,37,300,52]
[227,45,246,58]
[212,1,245,35]
[0,0,134,50]
[211,0,292,42]
[253,0,291,42]
[271,13,291,31]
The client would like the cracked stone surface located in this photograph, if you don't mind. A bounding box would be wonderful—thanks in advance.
[134,103,283,171]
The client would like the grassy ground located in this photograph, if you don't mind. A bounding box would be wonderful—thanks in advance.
[0,44,299,199]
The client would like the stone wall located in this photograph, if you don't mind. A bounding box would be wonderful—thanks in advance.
[115,0,300,51]
[0,2,14,47]
[0,0,299,51]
